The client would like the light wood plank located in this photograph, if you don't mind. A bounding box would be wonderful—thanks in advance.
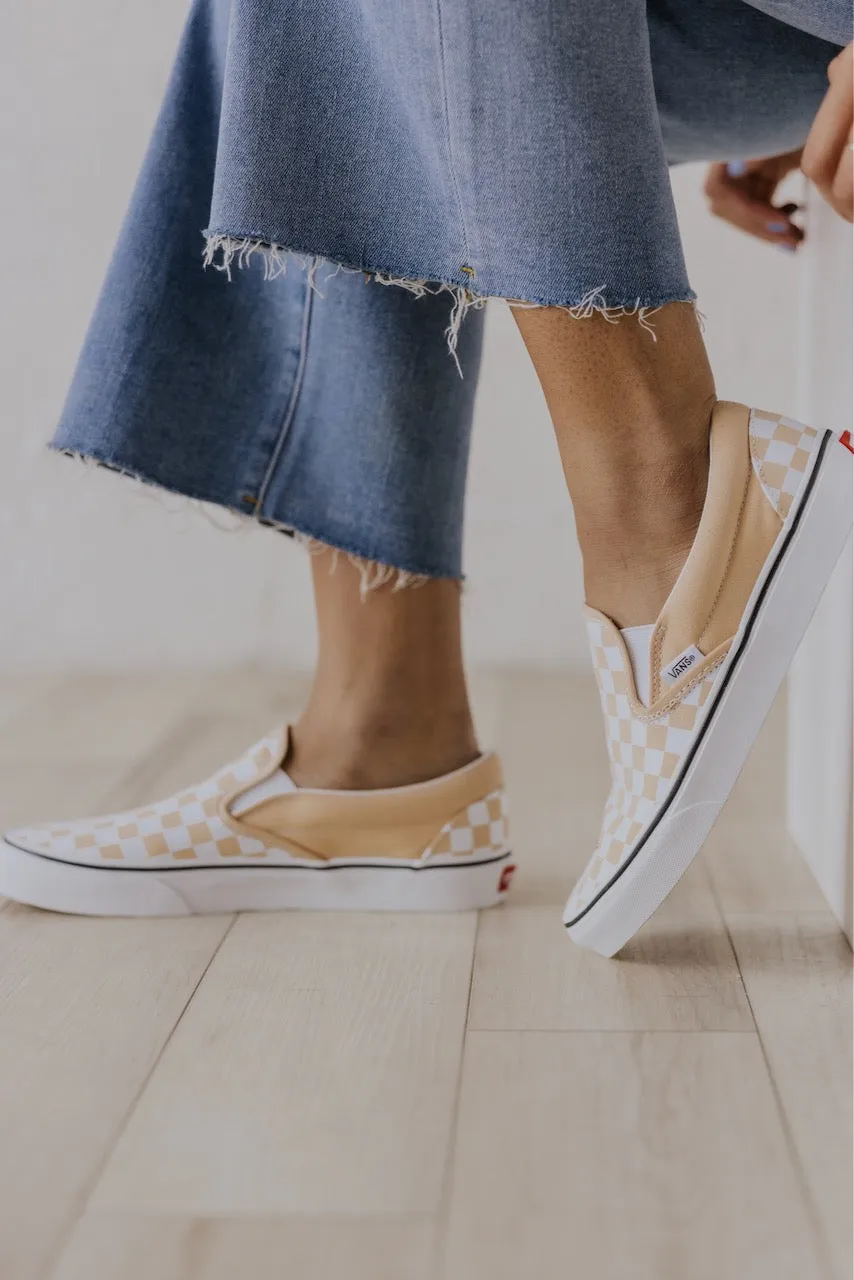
[1,669,846,1280]
[0,673,209,767]
[495,671,608,906]
[444,1030,826,1280]
[0,906,231,1280]
[51,1212,436,1280]
[0,675,69,732]
[728,912,853,1280]
[720,689,788,825]
[470,866,751,1031]
[704,820,829,914]
[0,762,131,834]
[91,912,476,1215]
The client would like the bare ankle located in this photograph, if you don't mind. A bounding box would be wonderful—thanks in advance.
[577,414,711,626]
[513,299,716,628]
[583,540,699,626]
[286,705,480,790]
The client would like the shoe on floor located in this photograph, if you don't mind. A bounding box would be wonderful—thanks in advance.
[1,729,513,916]
[565,401,853,957]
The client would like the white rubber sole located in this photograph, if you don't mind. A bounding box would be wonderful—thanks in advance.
[565,429,853,958]
[0,841,516,916]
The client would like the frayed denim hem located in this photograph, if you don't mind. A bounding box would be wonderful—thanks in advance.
[202,231,698,371]
[50,444,453,596]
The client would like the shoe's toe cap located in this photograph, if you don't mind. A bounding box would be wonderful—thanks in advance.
[4,822,84,860]
[563,878,589,925]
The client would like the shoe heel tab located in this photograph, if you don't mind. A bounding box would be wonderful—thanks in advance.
[748,409,821,522]
[423,786,509,861]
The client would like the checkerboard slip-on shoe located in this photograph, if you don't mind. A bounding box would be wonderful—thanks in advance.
[0,729,514,916]
[565,402,853,957]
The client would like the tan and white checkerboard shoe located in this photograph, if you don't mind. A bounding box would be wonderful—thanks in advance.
[565,402,853,957]
[0,729,514,915]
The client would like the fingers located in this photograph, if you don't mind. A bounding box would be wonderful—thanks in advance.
[830,134,853,219]
[801,44,854,222]
[704,162,803,248]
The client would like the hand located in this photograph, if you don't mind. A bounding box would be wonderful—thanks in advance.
[704,152,804,249]
[801,42,853,222]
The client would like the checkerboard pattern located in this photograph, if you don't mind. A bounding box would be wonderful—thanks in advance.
[566,617,721,918]
[425,790,509,860]
[10,736,510,870]
[749,410,818,520]
[11,734,283,866]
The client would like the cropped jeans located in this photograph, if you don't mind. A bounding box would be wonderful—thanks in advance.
[54,0,851,581]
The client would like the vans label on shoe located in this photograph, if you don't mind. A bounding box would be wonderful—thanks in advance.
[661,645,705,686]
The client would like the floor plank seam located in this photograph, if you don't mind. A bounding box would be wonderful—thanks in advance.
[723,905,854,933]
[433,910,481,1280]
[41,912,239,1280]
[1,675,844,1278]
[716,904,838,1280]
[466,1026,760,1035]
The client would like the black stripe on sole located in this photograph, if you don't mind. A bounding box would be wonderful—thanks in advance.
[1,840,511,875]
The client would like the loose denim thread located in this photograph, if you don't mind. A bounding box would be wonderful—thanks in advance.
[293,534,432,596]
[54,447,434,596]
[202,233,667,370]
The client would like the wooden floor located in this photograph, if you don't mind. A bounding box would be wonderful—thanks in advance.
[0,671,850,1280]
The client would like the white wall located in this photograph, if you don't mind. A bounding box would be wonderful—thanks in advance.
[0,2,801,672]
[788,196,853,938]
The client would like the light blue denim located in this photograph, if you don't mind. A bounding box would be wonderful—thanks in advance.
[54,0,850,579]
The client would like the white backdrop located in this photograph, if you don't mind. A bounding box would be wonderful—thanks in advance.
[788,199,853,935]
[0,1,802,673]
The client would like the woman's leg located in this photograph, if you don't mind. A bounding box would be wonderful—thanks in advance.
[513,303,715,627]
[288,555,478,789]
[512,3,848,628]
[3,0,515,919]
[519,1,852,953]
[53,0,486,792]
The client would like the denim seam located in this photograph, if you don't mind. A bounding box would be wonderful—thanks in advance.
[434,0,471,270]
[49,443,459,582]
[255,274,315,512]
